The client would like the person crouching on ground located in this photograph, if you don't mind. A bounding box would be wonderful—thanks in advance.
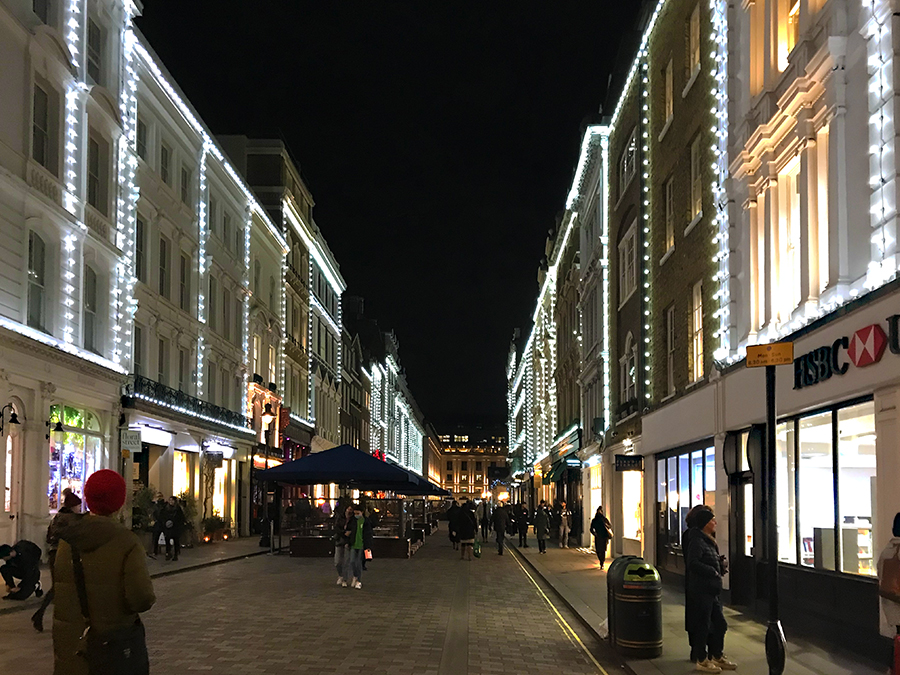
[0,538,44,601]
[684,508,736,673]
[333,505,353,586]
[343,504,373,589]
[457,501,478,561]
[53,469,156,675]
[31,489,83,631]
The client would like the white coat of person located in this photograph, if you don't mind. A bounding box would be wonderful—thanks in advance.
[878,512,900,638]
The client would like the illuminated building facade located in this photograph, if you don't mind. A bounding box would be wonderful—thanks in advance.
[438,427,507,501]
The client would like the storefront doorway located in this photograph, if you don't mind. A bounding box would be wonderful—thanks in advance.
[48,405,103,512]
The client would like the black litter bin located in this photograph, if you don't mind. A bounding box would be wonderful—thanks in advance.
[606,556,663,658]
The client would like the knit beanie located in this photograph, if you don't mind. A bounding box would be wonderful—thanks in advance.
[84,469,126,516]
[694,508,715,530]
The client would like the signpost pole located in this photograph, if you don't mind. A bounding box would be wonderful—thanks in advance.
[764,364,786,674]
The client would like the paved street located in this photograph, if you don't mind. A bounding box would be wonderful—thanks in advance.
[0,533,626,674]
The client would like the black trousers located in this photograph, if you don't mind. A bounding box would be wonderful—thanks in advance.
[152,525,165,555]
[687,594,727,662]
[480,521,489,539]
[518,530,528,546]
[496,531,505,554]
[165,531,180,560]
[1,561,40,599]
[595,538,609,566]
[538,538,546,552]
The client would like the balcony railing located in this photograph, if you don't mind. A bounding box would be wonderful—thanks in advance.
[127,375,252,432]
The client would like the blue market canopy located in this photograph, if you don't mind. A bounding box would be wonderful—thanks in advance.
[255,444,447,495]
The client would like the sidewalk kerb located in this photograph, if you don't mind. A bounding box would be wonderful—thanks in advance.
[508,544,638,675]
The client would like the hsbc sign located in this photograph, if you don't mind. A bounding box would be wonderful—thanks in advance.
[793,315,900,389]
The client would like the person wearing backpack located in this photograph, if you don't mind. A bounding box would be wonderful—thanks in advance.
[878,513,900,644]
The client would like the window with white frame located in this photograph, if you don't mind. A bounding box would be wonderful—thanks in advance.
[223,289,232,342]
[32,83,57,175]
[87,134,107,215]
[208,275,218,332]
[160,142,171,185]
[666,304,676,396]
[158,235,170,299]
[221,367,229,408]
[83,265,98,354]
[86,18,102,85]
[618,221,637,305]
[178,348,188,392]
[690,135,702,220]
[179,253,190,312]
[133,323,143,376]
[135,215,146,282]
[157,337,168,386]
[27,231,46,331]
[619,332,637,404]
[664,176,675,252]
[180,166,192,205]
[690,281,704,382]
[234,296,242,346]
[223,212,233,252]
[136,118,147,160]
[619,129,637,195]
[208,362,217,405]
[663,59,674,123]
[688,5,701,75]
[253,259,261,293]
[268,345,276,385]
[252,334,260,376]
[269,276,276,309]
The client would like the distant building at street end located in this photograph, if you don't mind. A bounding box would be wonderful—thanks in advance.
[438,426,508,501]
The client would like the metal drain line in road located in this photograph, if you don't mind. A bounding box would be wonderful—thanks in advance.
[506,545,610,675]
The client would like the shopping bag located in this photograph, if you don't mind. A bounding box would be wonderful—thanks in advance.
[473,540,481,558]
[364,549,373,560]
[157,533,166,546]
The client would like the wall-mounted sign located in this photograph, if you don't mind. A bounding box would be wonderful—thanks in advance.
[793,316,899,390]
[747,342,794,367]
[615,454,644,472]
[120,429,141,454]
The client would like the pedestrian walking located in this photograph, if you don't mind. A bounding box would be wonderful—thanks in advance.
[589,506,613,569]
[557,501,572,548]
[479,500,491,539]
[534,501,550,554]
[342,503,373,589]
[32,489,82,631]
[0,539,44,600]
[333,505,353,586]
[447,500,461,551]
[474,500,486,538]
[684,508,736,672]
[491,502,511,555]
[53,469,156,675]
[517,503,530,547]
[877,512,900,656]
[457,502,478,561]
[162,496,185,561]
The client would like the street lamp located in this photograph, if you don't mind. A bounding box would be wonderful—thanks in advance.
[46,419,64,444]
[0,404,20,437]
[261,403,275,427]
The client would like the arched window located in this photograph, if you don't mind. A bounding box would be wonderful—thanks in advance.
[83,265,98,353]
[27,231,46,330]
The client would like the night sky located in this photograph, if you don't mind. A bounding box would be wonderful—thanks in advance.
[137,1,641,428]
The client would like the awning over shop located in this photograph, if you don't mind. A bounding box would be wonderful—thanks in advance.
[544,461,567,484]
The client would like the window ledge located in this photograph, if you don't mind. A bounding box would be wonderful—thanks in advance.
[684,211,703,237]
[686,377,707,391]
[618,287,637,311]
[682,64,701,99]
[658,116,674,143]
[659,246,675,266]
[661,392,677,403]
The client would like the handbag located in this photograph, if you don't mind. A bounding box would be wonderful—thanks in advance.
[70,545,150,675]
[364,549,373,560]
[473,540,482,558]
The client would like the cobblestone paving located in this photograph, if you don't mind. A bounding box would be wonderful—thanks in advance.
[0,533,626,674]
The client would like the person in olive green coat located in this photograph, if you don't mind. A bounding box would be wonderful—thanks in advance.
[53,470,156,675]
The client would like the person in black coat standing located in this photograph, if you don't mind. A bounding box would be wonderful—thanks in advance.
[457,502,478,561]
[163,496,185,561]
[447,501,461,551]
[491,502,511,555]
[685,509,737,672]
[516,503,530,547]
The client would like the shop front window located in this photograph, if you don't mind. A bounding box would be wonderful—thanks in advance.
[213,461,228,518]
[776,421,797,563]
[48,404,102,512]
[838,402,876,576]
[4,435,13,513]
[622,470,643,543]
[743,482,754,557]
[798,412,833,569]
[173,451,190,498]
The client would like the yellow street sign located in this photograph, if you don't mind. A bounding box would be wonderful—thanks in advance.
[746,342,794,368]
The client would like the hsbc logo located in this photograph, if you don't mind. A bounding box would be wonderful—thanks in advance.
[847,324,887,367]
[793,315,900,390]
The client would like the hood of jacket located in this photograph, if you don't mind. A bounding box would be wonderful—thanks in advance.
[56,513,128,553]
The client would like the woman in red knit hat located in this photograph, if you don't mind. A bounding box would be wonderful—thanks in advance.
[52,470,156,675]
